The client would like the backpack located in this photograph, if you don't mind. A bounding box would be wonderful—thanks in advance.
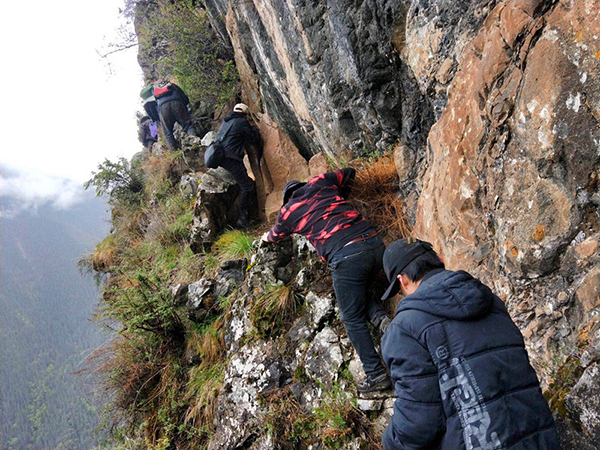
[148,122,158,139]
[140,84,154,100]
[204,120,235,169]
[154,82,173,99]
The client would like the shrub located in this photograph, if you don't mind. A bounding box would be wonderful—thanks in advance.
[313,384,381,449]
[137,0,239,106]
[84,157,145,205]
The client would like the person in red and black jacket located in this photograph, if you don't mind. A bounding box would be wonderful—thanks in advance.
[262,168,393,392]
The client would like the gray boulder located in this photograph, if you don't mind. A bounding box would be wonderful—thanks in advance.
[187,279,215,322]
[190,168,240,251]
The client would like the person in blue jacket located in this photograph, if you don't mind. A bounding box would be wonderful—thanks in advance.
[380,238,560,450]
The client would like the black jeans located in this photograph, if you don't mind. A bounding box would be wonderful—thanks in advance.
[159,101,197,150]
[328,235,388,377]
[220,157,256,222]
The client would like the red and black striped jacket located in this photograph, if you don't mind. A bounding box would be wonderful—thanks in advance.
[266,168,376,262]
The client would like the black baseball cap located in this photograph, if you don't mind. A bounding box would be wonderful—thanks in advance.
[381,238,436,300]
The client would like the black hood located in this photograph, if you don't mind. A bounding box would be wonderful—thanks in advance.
[224,111,246,121]
[396,270,493,320]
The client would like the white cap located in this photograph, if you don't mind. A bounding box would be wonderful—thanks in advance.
[233,103,249,113]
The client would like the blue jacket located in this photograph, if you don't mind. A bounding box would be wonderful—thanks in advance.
[381,269,560,450]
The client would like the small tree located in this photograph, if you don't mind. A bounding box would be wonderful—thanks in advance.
[84,157,145,204]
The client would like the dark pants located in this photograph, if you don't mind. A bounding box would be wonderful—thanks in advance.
[159,101,197,150]
[220,157,256,223]
[328,236,388,377]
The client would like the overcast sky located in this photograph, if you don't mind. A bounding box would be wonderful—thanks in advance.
[0,0,143,211]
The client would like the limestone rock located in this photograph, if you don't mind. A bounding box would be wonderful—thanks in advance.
[170,283,188,306]
[190,168,240,250]
[564,363,600,441]
[211,0,433,162]
[215,258,247,297]
[356,398,383,412]
[304,327,343,385]
[208,342,286,450]
[304,292,334,331]
[201,131,216,147]
[576,268,600,312]
[308,153,330,177]
[257,114,311,222]
[179,173,202,198]
[187,279,215,322]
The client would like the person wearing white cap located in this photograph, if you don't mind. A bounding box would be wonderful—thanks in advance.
[214,103,261,228]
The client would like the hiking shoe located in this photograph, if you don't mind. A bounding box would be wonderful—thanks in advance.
[379,316,392,334]
[357,372,392,393]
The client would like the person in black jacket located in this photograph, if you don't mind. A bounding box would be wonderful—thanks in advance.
[155,81,197,150]
[217,103,261,228]
[380,238,560,450]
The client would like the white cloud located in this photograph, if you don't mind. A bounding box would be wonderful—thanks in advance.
[0,167,89,215]
[0,0,144,188]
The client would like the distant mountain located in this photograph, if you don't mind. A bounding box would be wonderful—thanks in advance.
[1,192,110,450]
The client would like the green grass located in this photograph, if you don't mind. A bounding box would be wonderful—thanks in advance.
[212,230,255,261]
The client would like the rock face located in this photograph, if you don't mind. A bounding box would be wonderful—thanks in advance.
[208,237,392,449]
[190,168,240,250]
[406,1,600,445]
[134,0,600,446]
[203,0,434,161]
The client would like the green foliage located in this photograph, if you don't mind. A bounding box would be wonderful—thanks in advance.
[84,157,144,205]
[212,230,255,261]
[261,387,315,449]
[313,383,379,449]
[138,0,239,106]
[102,273,183,342]
[544,355,584,417]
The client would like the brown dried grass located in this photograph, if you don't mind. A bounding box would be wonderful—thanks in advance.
[351,156,411,243]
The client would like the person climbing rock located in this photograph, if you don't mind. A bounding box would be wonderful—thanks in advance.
[140,84,160,124]
[379,238,561,450]
[139,115,158,152]
[217,103,261,228]
[262,168,392,393]
[154,81,197,150]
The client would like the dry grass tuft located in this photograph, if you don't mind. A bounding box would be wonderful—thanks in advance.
[260,386,314,449]
[351,156,411,243]
[250,284,300,338]
[183,361,225,431]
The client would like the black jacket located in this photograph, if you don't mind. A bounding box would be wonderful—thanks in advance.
[381,269,560,450]
[155,83,190,109]
[219,112,260,161]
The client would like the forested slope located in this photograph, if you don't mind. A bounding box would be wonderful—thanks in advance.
[1,195,109,449]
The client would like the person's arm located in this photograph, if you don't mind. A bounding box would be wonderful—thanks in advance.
[240,118,261,145]
[381,323,444,450]
[320,168,356,198]
[262,210,292,242]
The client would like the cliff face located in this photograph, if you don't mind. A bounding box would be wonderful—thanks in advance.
[204,0,434,161]
[106,0,600,448]
[199,2,600,446]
